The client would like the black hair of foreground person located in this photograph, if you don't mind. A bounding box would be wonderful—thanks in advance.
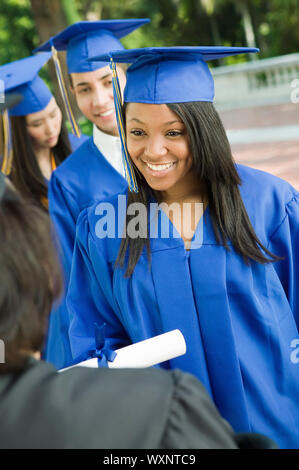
[0,176,277,449]
[0,177,62,373]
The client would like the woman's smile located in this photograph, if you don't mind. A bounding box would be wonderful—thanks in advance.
[141,159,177,176]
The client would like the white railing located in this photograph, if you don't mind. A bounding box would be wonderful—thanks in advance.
[212,53,299,110]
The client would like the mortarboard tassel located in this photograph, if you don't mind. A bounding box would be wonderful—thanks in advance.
[51,45,81,138]
[110,58,138,193]
[1,110,13,176]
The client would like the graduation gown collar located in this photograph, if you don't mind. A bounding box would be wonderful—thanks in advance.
[148,204,228,253]
[93,124,125,178]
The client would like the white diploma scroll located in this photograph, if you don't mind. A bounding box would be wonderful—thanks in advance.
[60,329,186,372]
[109,329,186,369]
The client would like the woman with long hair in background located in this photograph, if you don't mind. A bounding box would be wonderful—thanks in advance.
[0,52,87,211]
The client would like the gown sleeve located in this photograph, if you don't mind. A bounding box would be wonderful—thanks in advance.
[67,208,130,363]
[267,193,299,330]
[48,172,79,281]
[44,173,81,368]
[160,370,237,449]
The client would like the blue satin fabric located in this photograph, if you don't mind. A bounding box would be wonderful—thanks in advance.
[67,132,89,152]
[0,53,52,116]
[42,132,88,358]
[67,164,299,448]
[90,323,117,367]
[34,19,150,73]
[45,137,127,369]
[89,46,258,104]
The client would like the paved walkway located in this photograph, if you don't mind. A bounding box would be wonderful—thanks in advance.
[219,102,299,190]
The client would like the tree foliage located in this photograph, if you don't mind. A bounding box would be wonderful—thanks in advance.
[0,0,37,64]
[0,0,297,136]
[1,0,299,68]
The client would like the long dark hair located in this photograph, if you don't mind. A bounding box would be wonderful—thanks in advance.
[0,178,62,373]
[116,101,282,277]
[9,115,71,211]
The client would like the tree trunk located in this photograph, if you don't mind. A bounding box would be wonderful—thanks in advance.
[81,0,103,20]
[210,14,221,45]
[236,0,257,59]
[29,0,81,120]
[30,0,68,41]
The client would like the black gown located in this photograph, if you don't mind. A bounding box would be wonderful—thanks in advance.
[0,359,237,449]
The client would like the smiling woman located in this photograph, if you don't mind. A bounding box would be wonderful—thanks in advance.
[126,103,194,194]
[67,47,299,449]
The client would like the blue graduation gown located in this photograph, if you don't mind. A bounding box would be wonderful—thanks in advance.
[67,164,299,449]
[46,137,127,368]
[42,132,88,353]
[68,132,89,152]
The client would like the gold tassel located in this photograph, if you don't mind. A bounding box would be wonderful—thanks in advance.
[51,45,81,138]
[110,58,138,193]
[1,110,13,175]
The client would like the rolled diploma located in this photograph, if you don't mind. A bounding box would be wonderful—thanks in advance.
[109,329,186,369]
[60,329,186,371]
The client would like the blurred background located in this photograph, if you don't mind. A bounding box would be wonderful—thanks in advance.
[0,0,298,188]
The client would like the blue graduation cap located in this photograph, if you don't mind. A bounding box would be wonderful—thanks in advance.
[0,53,52,175]
[34,19,150,73]
[0,52,52,116]
[88,46,259,192]
[33,20,150,137]
[91,46,259,104]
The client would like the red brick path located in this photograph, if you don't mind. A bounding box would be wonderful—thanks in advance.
[219,103,299,190]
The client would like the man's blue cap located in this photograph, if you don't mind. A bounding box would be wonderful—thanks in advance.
[0,52,53,116]
[90,46,259,103]
[34,19,150,73]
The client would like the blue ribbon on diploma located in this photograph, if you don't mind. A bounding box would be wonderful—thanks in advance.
[90,323,117,367]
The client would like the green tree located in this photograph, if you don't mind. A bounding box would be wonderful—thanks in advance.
[265,0,299,56]
[29,0,84,124]
[0,0,36,64]
[200,0,222,44]
[2,0,299,70]
[233,0,257,51]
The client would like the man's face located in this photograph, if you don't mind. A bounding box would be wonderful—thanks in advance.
[70,65,126,137]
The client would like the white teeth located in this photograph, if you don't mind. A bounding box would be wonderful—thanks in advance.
[99,109,114,117]
[146,162,174,171]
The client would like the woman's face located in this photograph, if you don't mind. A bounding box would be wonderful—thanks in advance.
[25,97,62,150]
[126,103,194,195]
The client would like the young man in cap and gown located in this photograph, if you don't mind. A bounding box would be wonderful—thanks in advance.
[34,20,149,368]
